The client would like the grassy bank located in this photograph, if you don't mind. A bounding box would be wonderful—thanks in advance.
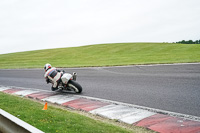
[0,43,199,69]
[0,92,154,133]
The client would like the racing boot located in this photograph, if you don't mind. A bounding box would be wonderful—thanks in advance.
[51,86,58,91]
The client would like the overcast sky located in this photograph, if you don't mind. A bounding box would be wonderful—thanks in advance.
[0,0,200,54]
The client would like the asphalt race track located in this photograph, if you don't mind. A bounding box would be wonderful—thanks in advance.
[0,63,200,117]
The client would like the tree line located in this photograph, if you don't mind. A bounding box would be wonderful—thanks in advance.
[176,40,200,44]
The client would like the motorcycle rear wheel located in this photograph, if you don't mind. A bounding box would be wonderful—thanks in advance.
[67,80,82,93]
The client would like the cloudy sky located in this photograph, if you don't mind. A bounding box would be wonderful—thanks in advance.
[0,0,200,54]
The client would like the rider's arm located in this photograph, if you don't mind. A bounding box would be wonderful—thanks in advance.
[56,69,65,74]
[44,72,50,84]
[46,77,50,84]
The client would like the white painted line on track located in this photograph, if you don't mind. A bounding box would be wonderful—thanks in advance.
[14,90,41,96]
[0,86,11,91]
[120,110,156,124]
[91,105,138,119]
[42,95,79,104]
[90,105,119,114]
[90,104,156,124]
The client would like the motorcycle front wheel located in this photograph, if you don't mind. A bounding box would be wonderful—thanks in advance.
[67,80,82,93]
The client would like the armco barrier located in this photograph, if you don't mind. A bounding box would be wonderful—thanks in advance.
[0,109,44,133]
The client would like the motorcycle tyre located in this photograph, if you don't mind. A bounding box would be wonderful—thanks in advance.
[68,80,82,93]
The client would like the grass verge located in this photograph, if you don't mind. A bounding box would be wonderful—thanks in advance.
[0,92,154,133]
[0,43,199,69]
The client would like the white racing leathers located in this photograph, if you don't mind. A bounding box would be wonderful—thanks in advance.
[44,67,62,89]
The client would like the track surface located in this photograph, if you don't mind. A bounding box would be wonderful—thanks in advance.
[0,63,200,117]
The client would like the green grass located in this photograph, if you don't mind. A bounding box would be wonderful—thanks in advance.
[0,43,200,69]
[0,92,154,133]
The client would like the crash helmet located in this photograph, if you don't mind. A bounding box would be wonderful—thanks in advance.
[44,63,52,71]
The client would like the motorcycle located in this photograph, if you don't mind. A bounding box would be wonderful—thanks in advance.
[50,72,82,93]
[60,72,82,93]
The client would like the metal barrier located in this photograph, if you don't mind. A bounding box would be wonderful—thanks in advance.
[0,109,44,133]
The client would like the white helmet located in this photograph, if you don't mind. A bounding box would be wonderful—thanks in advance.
[44,63,52,71]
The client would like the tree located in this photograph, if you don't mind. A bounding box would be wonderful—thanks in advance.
[176,39,200,44]
[188,40,194,44]
[181,40,186,44]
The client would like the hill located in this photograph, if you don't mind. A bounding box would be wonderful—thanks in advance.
[0,43,199,69]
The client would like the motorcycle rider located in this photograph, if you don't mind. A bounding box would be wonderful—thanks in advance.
[44,63,62,91]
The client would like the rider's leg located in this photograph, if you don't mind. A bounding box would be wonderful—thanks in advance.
[51,82,58,91]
